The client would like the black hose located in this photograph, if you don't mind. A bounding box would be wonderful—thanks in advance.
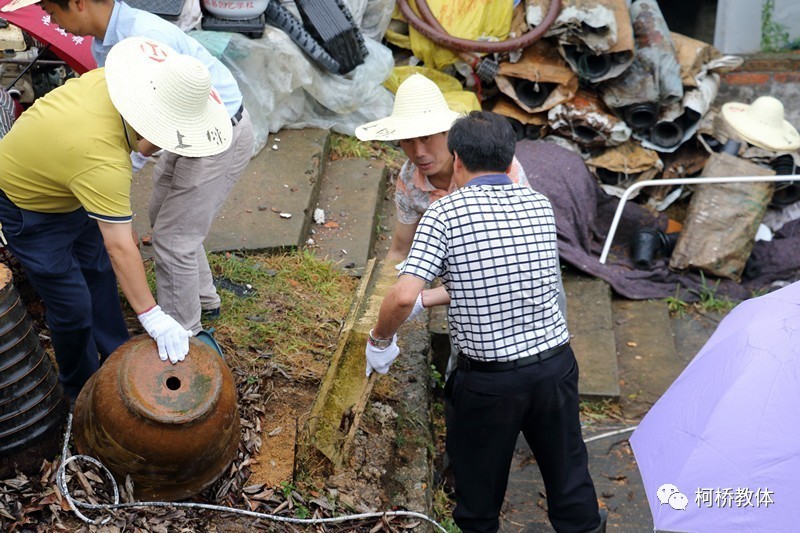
[514,80,554,109]
[624,102,659,131]
[577,51,611,79]
[649,120,684,149]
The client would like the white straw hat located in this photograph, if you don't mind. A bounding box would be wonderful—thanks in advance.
[1,0,39,12]
[721,96,800,152]
[355,74,461,141]
[105,37,232,157]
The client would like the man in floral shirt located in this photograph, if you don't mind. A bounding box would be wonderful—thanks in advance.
[356,74,566,325]
[357,74,531,261]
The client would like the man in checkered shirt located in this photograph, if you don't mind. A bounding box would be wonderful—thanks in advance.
[366,112,604,533]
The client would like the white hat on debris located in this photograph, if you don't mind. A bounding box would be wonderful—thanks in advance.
[105,36,232,157]
[355,74,461,142]
[721,96,800,152]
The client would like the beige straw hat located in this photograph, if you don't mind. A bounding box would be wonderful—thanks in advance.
[355,74,461,141]
[105,37,232,157]
[1,0,39,12]
[721,96,800,152]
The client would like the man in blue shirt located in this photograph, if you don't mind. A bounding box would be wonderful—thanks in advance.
[3,0,254,344]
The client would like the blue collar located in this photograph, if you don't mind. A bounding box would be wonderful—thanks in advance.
[463,174,513,187]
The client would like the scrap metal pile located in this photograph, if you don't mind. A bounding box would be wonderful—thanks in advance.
[386,0,800,281]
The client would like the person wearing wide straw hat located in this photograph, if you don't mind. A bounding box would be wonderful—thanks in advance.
[356,73,532,262]
[356,74,567,360]
[0,36,228,400]
[3,0,254,346]
[721,96,800,152]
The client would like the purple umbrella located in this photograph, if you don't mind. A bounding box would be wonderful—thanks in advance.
[630,281,800,532]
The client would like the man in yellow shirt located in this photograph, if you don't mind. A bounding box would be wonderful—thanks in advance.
[0,37,232,400]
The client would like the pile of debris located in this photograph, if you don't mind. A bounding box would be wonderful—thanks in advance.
[386,0,800,283]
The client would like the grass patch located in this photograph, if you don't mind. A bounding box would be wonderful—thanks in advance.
[132,249,357,381]
[432,486,459,533]
[664,277,739,317]
[580,398,623,423]
[328,133,405,173]
[205,250,358,380]
[690,272,738,314]
[665,285,689,317]
[120,251,353,379]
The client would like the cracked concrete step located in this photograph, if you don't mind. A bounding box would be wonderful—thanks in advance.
[131,128,330,255]
[309,158,387,276]
[564,274,621,400]
[613,299,685,419]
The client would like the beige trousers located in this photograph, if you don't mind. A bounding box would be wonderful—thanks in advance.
[149,110,255,334]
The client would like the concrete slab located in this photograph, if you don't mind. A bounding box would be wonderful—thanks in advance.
[613,299,684,420]
[130,128,330,254]
[309,158,387,276]
[564,274,621,400]
[500,427,654,532]
[670,310,727,367]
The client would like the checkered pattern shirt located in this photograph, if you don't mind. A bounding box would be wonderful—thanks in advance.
[401,174,568,362]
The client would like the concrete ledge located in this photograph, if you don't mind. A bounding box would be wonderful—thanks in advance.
[310,158,387,276]
[131,128,330,254]
[613,299,684,418]
[564,275,621,400]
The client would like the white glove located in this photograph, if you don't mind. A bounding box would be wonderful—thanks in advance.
[405,293,426,322]
[130,151,150,173]
[138,305,193,364]
[365,335,399,377]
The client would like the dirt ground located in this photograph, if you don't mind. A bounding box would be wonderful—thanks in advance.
[0,163,437,531]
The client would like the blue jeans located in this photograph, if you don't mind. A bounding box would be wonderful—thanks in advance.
[0,195,129,398]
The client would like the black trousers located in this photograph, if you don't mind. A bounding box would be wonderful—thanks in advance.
[445,347,600,532]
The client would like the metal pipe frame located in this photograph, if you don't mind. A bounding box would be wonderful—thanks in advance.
[599,175,800,264]
[0,58,66,66]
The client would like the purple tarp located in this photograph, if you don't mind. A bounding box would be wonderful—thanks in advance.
[516,139,800,301]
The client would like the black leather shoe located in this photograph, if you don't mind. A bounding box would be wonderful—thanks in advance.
[587,508,608,533]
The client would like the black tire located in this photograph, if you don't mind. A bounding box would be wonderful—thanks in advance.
[264,1,341,74]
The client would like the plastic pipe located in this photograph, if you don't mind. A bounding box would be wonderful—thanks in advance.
[524,123,543,141]
[624,102,659,130]
[649,120,684,149]
[573,124,603,144]
[397,0,561,54]
[515,80,554,109]
[599,175,800,264]
[595,167,625,185]
[577,52,612,79]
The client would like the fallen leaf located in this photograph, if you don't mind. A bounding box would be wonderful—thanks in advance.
[323,221,340,229]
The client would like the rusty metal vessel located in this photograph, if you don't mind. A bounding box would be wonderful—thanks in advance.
[0,264,69,477]
[73,334,240,501]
